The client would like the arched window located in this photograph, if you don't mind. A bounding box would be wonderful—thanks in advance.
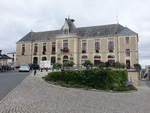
[94,55,101,59]
[81,55,88,64]
[94,55,101,65]
[107,55,115,66]
[42,57,47,61]
[63,55,68,63]
[82,55,88,59]
[108,55,115,59]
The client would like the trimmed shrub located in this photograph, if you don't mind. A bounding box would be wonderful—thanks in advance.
[97,62,106,68]
[114,62,126,69]
[44,68,129,90]
[53,63,62,70]
[113,85,137,91]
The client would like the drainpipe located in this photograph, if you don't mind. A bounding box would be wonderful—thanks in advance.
[117,34,119,62]
[31,40,33,64]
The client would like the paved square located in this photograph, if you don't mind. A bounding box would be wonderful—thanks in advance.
[0,71,150,113]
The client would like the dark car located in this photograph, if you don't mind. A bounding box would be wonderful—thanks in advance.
[29,64,40,70]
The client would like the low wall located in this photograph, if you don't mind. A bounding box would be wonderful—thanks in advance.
[128,71,139,86]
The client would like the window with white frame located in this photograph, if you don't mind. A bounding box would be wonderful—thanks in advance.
[34,44,38,55]
[42,43,46,55]
[63,40,68,49]
[52,42,56,54]
[95,39,100,53]
[82,40,87,53]
[81,55,88,64]
[108,40,114,52]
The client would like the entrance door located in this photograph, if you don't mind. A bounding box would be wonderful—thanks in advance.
[126,60,130,69]
[94,60,101,66]
[51,57,56,64]
[33,57,38,64]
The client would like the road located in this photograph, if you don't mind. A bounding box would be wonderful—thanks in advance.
[0,72,150,113]
[0,71,29,100]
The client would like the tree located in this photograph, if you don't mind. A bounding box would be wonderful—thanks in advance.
[63,60,74,68]
[82,60,93,69]
[53,63,62,70]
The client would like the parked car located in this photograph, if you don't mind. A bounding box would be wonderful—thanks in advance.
[19,64,30,72]
[29,64,40,70]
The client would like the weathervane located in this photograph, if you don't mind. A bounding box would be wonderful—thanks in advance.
[116,16,119,24]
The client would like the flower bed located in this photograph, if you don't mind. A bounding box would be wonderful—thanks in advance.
[43,68,137,91]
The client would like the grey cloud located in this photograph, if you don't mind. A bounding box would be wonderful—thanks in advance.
[0,0,150,67]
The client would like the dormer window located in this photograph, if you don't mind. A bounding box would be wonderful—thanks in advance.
[61,18,76,34]
[64,28,69,34]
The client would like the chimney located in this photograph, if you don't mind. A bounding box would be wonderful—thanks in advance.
[0,50,2,55]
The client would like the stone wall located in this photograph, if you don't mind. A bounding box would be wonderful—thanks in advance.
[128,71,139,85]
[16,34,139,68]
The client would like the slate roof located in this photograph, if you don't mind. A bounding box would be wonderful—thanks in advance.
[18,21,137,43]
[0,54,12,60]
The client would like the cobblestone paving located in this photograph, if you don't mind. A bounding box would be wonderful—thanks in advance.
[0,71,150,113]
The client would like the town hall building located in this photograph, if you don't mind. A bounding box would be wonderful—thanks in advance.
[16,18,139,69]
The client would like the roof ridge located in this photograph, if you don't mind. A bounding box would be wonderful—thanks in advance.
[33,29,60,34]
[34,23,123,33]
[77,23,123,29]
[17,23,137,43]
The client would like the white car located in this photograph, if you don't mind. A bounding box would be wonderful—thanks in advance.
[19,64,30,72]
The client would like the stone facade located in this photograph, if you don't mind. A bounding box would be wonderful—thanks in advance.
[16,18,139,68]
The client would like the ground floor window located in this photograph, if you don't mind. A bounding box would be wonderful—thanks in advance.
[81,60,86,64]
[42,57,47,61]
[51,57,56,64]
[63,55,68,63]
[81,55,88,65]
[108,60,115,66]
[33,57,38,64]
[94,55,101,66]
[94,60,101,65]
[126,60,130,69]
[107,55,115,66]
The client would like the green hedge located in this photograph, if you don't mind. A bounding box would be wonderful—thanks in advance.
[44,68,129,90]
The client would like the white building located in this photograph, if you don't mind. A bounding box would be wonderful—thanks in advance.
[7,52,16,65]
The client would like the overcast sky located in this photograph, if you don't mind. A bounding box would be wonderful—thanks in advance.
[0,0,150,67]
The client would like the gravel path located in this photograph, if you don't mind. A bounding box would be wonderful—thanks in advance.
[0,71,150,113]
